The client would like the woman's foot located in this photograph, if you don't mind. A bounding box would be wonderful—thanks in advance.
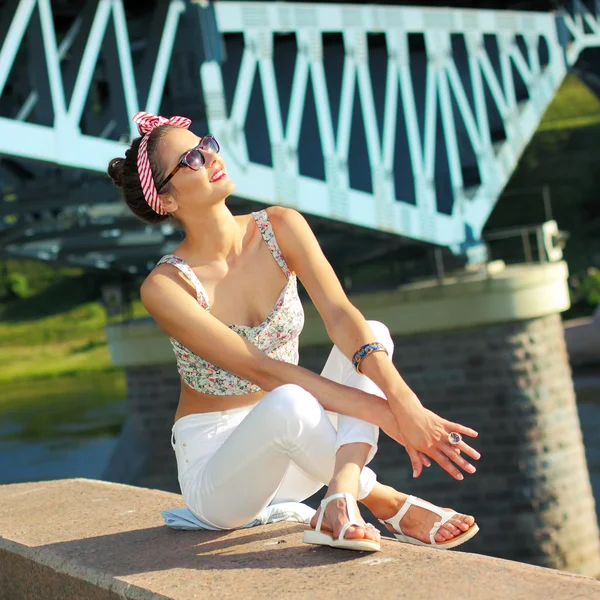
[365,485,475,544]
[309,490,381,544]
[308,442,380,544]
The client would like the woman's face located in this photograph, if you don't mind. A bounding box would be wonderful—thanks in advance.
[156,127,235,212]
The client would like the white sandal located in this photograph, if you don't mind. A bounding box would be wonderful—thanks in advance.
[303,492,381,552]
[379,495,479,550]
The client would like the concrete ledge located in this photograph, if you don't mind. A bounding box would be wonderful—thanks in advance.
[0,479,598,600]
[301,261,571,345]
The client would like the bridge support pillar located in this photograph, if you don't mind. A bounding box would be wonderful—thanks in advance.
[104,319,180,493]
[300,260,600,577]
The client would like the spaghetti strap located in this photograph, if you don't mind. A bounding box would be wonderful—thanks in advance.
[252,210,292,278]
[156,254,211,310]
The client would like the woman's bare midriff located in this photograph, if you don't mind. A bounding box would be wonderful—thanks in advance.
[173,380,267,423]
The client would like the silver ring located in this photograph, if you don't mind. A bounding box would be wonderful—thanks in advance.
[448,432,462,445]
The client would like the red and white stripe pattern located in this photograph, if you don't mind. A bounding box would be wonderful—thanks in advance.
[132,111,192,215]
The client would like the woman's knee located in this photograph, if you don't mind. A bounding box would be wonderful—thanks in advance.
[260,384,324,427]
[366,320,394,355]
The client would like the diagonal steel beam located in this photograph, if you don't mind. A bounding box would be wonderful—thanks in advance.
[0,0,36,97]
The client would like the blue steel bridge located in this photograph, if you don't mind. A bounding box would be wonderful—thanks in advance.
[0,0,598,285]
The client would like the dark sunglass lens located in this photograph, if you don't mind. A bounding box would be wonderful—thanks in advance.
[201,136,219,153]
[185,149,205,170]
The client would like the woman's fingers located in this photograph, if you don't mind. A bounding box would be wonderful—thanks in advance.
[441,443,477,474]
[432,449,464,480]
[407,447,424,478]
[441,419,480,459]
[457,440,481,461]
[445,420,478,438]
[432,441,478,480]
[420,452,432,467]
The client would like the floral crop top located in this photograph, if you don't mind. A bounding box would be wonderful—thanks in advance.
[156,210,305,395]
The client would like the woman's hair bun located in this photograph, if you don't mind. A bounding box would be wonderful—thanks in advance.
[107,157,125,188]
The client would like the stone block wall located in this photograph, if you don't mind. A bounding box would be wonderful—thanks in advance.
[301,314,600,577]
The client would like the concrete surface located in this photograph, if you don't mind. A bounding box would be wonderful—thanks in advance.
[0,479,599,600]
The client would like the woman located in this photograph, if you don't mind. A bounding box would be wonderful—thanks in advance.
[107,112,480,552]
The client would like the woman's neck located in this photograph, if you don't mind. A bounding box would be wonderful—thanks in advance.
[177,204,247,264]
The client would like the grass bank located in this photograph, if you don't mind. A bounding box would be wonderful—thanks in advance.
[0,293,148,415]
[538,74,600,132]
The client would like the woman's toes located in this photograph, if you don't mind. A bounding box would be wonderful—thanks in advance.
[442,523,461,537]
[365,524,381,543]
[434,530,450,542]
[438,526,456,541]
[449,517,468,532]
[460,514,475,529]
[452,514,475,532]
[341,524,366,540]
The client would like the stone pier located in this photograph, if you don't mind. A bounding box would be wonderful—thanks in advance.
[105,261,600,577]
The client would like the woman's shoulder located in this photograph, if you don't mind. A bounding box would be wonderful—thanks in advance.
[141,253,188,298]
[262,205,307,235]
[260,207,316,275]
[141,260,175,299]
[146,253,182,279]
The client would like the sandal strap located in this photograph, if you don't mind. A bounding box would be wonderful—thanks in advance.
[378,494,415,535]
[379,495,458,546]
[338,520,363,541]
[315,492,355,535]
[409,497,457,546]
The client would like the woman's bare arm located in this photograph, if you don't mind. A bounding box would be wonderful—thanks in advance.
[141,266,400,438]
[270,206,480,480]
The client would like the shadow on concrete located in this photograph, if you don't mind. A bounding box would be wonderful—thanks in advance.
[38,523,363,575]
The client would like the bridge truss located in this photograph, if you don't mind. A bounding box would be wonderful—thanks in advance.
[0,0,598,274]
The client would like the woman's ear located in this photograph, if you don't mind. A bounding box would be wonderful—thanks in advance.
[158,192,179,214]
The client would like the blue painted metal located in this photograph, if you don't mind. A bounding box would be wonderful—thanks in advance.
[201,2,577,247]
[0,0,598,258]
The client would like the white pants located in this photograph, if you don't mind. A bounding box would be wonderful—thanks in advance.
[171,320,394,529]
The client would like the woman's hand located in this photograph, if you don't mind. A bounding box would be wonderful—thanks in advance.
[380,402,480,481]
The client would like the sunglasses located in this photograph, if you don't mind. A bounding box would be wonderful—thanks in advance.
[157,134,220,192]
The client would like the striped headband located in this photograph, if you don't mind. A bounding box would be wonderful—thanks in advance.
[132,111,192,215]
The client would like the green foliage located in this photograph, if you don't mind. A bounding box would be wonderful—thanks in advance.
[0,275,102,322]
[0,260,82,302]
[538,74,600,132]
[0,301,108,347]
[6,272,29,299]
[573,268,600,306]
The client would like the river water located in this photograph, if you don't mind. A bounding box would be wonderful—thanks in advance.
[1,369,599,523]
[0,393,127,485]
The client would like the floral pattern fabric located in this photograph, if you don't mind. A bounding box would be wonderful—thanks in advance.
[156,210,304,395]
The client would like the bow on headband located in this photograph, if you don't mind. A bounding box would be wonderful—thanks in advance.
[132,111,192,215]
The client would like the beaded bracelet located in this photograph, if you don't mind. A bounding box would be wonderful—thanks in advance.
[352,342,388,374]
